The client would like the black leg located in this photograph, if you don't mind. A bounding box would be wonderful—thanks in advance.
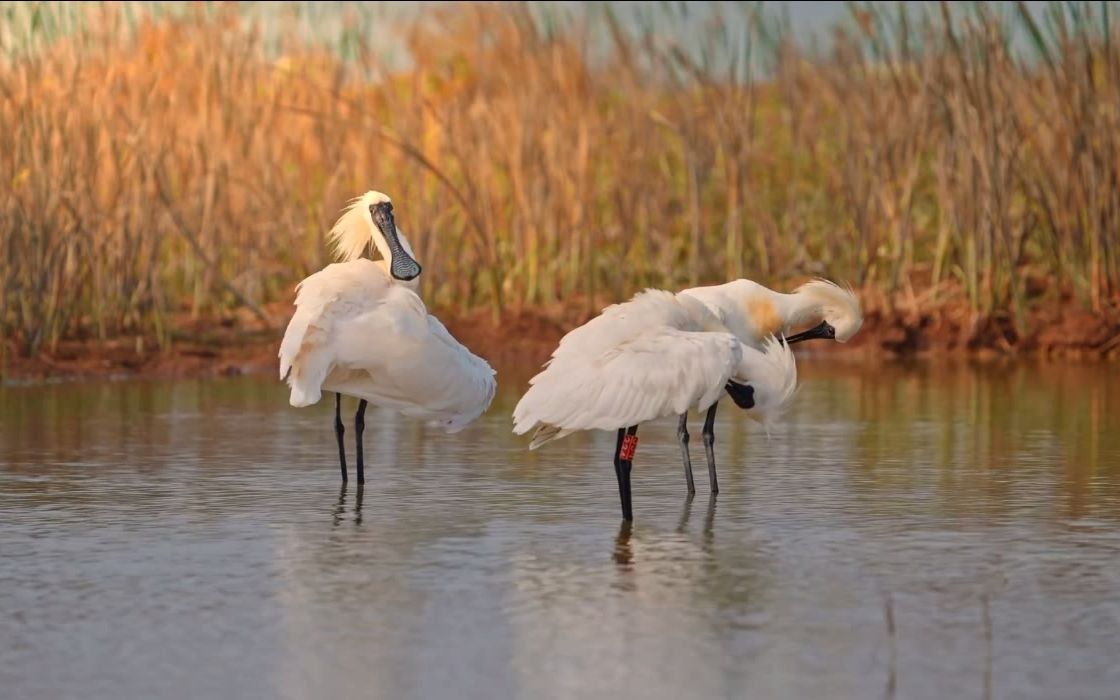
[619,425,638,521]
[335,392,347,483]
[702,402,719,494]
[677,413,695,495]
[355,399,368,485]
[613,429,627,520]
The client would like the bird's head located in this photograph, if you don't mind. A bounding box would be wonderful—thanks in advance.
[785,279,863,344]
[328,191,422,284]
[738,335,800,438]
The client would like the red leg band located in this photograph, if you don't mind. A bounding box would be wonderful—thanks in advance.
[620,435,639,461]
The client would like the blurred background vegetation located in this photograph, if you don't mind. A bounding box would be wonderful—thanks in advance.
[2,1,1117,358]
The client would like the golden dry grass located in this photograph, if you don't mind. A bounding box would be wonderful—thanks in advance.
[2,1,1118,358]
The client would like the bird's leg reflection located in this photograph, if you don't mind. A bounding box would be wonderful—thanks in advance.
[982,594,993,700]
[676,492,696,533]
[701,494,717,551]
[612,520,633,566]
[332,483,365,527]
[884,592,897,700]
[353,484,364,526]
[332,483,348,527]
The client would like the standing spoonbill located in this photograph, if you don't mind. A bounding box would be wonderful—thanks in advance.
[278,191,497,484]
[511,288,799,521]
[671,278,863,493]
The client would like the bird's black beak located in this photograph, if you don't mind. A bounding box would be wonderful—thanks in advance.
[784,320,835,345]
[370,202,421,281]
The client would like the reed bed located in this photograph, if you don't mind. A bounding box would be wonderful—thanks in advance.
[2,1,1118,358]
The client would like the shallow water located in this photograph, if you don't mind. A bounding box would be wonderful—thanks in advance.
[2,360,1119,700]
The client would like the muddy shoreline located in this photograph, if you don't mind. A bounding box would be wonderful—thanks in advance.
[3,299,1118,386]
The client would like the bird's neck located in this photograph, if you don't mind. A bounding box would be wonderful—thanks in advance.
[775,290,825,330]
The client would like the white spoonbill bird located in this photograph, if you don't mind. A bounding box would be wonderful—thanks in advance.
[511,288,799,521]
[278,191,497,484]
[665,277,863,494]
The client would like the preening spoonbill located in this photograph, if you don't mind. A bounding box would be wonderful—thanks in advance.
[511,288,799,521]
[670,277,863,492]
[279,191,497,484]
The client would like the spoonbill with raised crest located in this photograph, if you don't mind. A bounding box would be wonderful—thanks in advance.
[279,191,497,484]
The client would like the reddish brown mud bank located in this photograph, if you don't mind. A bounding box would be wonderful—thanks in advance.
[3,298,1118,385]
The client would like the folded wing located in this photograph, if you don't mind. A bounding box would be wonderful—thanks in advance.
[324,293,497,432]
[512,326,742,449]
[279,259,495,431]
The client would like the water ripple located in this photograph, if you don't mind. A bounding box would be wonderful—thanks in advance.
[1,364,1119,700]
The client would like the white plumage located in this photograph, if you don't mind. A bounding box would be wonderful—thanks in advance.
[679,277,864,349]
[512,288,798,449]
[279,191,496,439]
[279,258,496,432]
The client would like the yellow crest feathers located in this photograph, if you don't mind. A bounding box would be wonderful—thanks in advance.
[795,278,862,319]
[326,191,393,262]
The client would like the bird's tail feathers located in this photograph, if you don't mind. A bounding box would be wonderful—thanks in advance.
[285,353,333,408]
[527,423,570,450]
[288,382,323,408]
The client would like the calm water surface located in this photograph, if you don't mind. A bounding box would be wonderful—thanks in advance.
[1,360,1119,700]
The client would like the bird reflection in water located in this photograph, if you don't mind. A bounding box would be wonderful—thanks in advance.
[331,484,365,527]
[677,494,718,551]
[613,494,719,567]
[613,521,634,567]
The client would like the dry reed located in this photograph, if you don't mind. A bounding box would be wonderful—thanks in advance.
[2,1,1117,357]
